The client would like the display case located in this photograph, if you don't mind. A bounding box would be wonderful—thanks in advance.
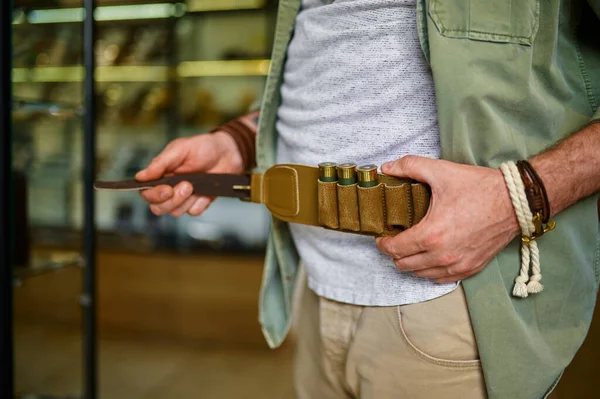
[12,0,277,252]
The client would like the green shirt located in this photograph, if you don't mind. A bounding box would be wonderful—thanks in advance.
[254,1,600,398]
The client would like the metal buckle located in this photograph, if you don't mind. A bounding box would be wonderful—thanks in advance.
[232,184,252,202]
[522,211,556,243]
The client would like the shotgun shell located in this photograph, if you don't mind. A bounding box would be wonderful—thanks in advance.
[357,164,379,187]
[337,163,357,185]
[318,162,338,182]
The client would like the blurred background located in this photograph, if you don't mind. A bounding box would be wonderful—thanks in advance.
[10,1,294,398]
[6,0,600,399]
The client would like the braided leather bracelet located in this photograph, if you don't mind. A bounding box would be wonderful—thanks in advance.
[210,117,257,171]
[515,160,555,241]
[516,160,550,221]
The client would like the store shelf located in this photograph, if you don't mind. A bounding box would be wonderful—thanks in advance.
[177,59,270,77]
[13,65,169,82]
[14,0,181,9]
[187,0,267,12]
[13,2,185,24]
[15,0,268,11]
[12,99,81,119]
[13,0,270,24]
[12,60,271,83]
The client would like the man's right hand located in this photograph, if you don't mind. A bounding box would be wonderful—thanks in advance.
[136,131,244,217]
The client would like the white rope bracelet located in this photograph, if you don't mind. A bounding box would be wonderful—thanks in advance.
[499,161,544,298]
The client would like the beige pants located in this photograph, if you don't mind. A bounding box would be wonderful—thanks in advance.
[292,281,487,399]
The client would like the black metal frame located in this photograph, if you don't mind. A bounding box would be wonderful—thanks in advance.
[1,0,14,397]
[82,1,97,399]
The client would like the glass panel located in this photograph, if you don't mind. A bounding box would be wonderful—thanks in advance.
[13,1,292,398]
[12,2,84,398]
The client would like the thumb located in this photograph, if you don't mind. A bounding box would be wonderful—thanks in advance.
[136,143,186,181]
[381,155,437,183]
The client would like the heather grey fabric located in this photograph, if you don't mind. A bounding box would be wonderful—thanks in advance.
[276,0,457,306]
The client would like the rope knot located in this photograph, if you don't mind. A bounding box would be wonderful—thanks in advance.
[527,274,544,294]
[515,275,529,284]
[513,276,529,298]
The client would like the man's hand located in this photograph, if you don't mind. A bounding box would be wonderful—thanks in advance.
[136,131,244,217]
[376,156,521,283]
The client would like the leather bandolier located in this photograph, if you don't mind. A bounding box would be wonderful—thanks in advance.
[94,164,431,237]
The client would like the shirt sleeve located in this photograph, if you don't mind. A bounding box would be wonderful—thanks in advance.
[592,107,600,125]
[250,97,263,113]
[586,2,600,124]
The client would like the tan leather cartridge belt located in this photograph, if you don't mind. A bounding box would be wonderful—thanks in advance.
[94,164,431,237]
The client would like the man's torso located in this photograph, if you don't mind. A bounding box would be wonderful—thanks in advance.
[275,0,457,306]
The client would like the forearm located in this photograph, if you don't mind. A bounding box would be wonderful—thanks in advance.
[529,120,600,218]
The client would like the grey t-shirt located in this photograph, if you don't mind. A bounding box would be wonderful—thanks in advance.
[276,0,458,306]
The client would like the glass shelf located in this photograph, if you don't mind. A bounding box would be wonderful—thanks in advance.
[12,59,271,83]
[187,0,267,12]
[13,0,272,23]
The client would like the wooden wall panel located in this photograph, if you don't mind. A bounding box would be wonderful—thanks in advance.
[14,250,268,346]
[97,251,267,346]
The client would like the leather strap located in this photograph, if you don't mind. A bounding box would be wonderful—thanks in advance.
[94,164,431,237]
[93,173,252,200]
[516,160,551,223]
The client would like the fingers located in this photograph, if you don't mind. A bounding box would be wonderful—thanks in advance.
[381,155,439,183]
[376,226,426,259]
[392,250,458,272]
[142,181,213,217]
[148,181,193,215]
[413,262,481,282]
[188,197,213,216]
[136,139,187,181]
[172,196,213,217]
[136,156,173,182]
[378,229,469,281]
[433,267,483,284]
[413,266,456,280]
[139,185,174,204]
[170,195,198,217]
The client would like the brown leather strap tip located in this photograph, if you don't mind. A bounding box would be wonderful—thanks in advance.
[94,173,252,200]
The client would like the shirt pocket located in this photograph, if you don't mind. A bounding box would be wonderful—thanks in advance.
[428,0,540,46]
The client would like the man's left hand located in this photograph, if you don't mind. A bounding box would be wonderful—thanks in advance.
[376,156,521,283]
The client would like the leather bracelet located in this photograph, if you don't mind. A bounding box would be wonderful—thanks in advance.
[210,118,257,171]
[516,160,551,223]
